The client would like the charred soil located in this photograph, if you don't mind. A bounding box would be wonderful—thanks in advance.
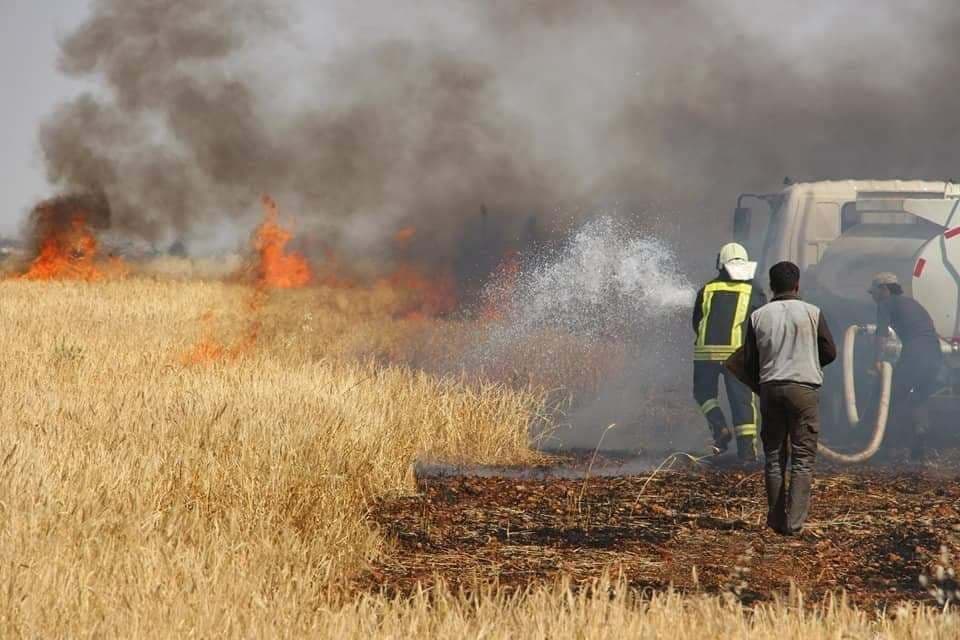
[364,458,960,609]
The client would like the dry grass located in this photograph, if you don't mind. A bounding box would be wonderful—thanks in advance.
[0,277,540,636]
[323,578,959,639]
[0,272,954,637]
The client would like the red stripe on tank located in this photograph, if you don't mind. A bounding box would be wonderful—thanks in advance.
[945,226,960,239]
[913,258,927,277]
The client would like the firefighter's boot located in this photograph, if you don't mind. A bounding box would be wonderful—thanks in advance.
[712,423,733,454]
[736,436,757,463]
[703,406,731,453]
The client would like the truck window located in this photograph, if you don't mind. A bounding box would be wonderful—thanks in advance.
[842,201,941,230]
[840,201,943,237]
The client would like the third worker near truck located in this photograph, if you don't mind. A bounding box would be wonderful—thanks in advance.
[692,242,766,461]
[868,272,944,459]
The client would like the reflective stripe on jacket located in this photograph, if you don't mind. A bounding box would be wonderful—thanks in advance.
[692,279,761,362]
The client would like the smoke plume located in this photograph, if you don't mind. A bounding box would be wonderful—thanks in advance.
[41,0,960,271]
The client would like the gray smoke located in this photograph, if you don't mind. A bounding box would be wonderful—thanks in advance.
[44,0,960,453]
[40,0,564,262]
[40,0,960,270]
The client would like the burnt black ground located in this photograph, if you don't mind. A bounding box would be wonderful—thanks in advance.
[363,453,960,609]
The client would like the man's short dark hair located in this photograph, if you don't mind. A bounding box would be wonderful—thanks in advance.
[769,261,800,294]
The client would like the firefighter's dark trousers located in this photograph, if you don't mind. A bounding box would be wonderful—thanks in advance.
[693,360,757,456]
[759,382,820,535]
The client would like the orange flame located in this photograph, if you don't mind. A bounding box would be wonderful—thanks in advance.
[22,214,103,281]
[314,248,357,289]
[179,338,227,365]
[393,226,416,248]
[255,195,312,288]
[181,195,303,366]
[179,307,262,366]
[377,265,458,320]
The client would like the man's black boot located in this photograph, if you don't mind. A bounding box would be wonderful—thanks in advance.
[909,406,931,461]
[785,473,813,535]
[764,468,786,533]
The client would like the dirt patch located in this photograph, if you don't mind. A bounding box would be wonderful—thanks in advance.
[363,460,960,608]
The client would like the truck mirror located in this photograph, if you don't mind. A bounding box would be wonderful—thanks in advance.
[733,207,751,243]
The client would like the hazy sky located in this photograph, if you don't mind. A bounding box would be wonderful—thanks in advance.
[1,0,91,236]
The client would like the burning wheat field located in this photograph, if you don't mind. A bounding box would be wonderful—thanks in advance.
[10,0,960,637]
[0,192,957,639]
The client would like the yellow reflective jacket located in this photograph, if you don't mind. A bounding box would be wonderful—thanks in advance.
[692,276,766,362]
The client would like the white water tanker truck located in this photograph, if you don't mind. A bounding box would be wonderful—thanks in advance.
[733,180,960,463]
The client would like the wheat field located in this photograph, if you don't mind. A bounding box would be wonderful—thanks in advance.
[0,272,956,637]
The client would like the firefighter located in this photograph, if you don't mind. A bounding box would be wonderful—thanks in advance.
[868,273,944,459]
[692,242,766,461]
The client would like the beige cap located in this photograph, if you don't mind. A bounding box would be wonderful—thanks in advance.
[868,272,899,293]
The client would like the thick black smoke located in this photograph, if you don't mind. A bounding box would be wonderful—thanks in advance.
[40,0,960,277]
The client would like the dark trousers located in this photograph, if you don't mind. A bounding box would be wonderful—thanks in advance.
[693,361,758,455]
[889,346,942,448]
[759,382,820,534]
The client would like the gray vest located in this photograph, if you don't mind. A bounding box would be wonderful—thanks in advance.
[750,299,824,386]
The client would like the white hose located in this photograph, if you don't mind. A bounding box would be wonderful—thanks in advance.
[817,324,892,464]
[842,324,864,427]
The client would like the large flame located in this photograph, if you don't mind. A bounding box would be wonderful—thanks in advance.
[22,214,102,281]
[255,195,313,288]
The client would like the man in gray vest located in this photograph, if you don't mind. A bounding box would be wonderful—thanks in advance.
[742,261,837,536]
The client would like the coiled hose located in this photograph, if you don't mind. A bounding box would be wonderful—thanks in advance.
[817,324,892,464]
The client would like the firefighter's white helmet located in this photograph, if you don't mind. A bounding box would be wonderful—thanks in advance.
[717,242,749,270]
